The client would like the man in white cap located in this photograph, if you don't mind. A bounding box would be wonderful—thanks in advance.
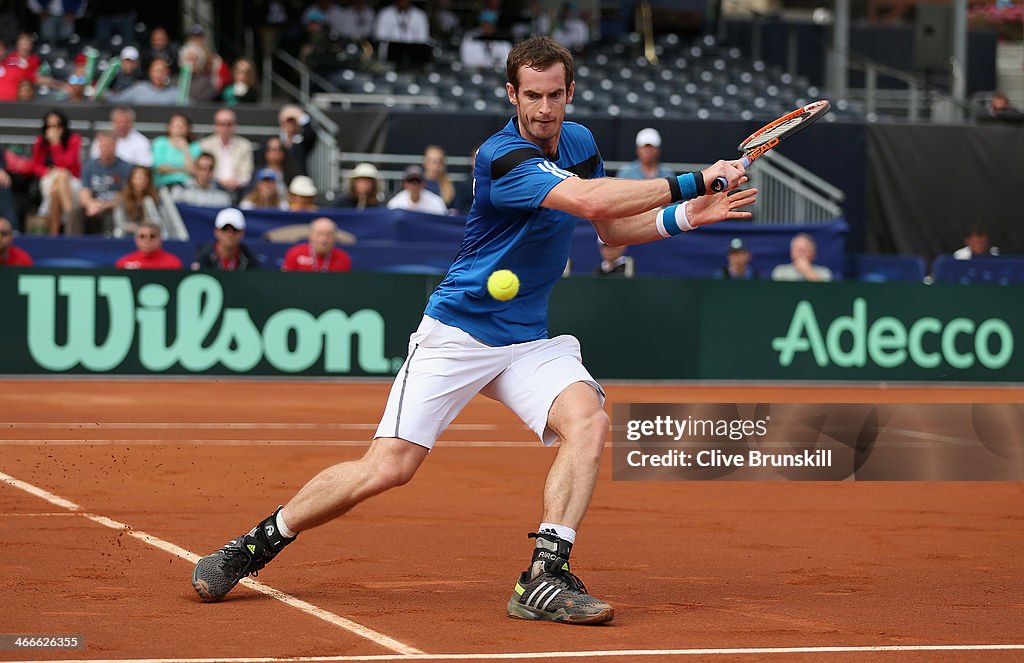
[386,165,448,215]
[109,46,144,93]
[191,208,261,271]
[616,128,674,180]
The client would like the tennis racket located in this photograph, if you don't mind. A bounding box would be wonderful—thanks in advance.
[711,100,831,192]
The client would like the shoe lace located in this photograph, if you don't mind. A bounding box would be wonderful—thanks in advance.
[218,539,264,578]
[546,566,588,595]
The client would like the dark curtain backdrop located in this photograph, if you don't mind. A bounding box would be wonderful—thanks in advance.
[866,123,1024,264]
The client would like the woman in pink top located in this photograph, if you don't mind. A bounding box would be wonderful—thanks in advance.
[30,109,83,235]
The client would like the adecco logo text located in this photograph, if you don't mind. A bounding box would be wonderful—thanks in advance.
[772,298,1014,370]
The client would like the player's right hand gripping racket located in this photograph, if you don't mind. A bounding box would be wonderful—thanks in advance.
[711,99,831,192]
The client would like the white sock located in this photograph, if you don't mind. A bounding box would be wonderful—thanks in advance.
[276,509,297,539]
[538,522,576,544]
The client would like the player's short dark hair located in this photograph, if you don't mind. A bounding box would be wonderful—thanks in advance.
[506,37,574,92]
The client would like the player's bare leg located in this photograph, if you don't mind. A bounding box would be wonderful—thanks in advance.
[192,437,428,601]
[506,381,614,624]
[281,437,428,531]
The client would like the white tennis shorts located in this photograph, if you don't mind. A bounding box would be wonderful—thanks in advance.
[374,316,605,450]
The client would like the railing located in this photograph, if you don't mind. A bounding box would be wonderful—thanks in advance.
[262,49,342,199]
[338,150,844,224]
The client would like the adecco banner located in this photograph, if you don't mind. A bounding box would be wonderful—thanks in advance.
[0,270,430,376]
[699,281,1022,381]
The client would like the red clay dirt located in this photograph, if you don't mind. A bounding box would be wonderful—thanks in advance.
[1,380,1022,662]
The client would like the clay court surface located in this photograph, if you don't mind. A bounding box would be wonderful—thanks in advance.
[1,379,1023,662]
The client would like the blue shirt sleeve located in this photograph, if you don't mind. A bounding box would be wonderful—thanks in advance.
[489,155,576,212]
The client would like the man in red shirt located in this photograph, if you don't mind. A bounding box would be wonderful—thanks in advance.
[281,217,352,272]
[0,217,32,266]
[115,222,183,270]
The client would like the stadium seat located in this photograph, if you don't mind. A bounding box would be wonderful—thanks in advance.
[933,255,1024,285]
[851,254,927,283]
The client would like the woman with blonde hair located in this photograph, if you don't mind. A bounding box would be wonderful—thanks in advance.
[221,58,259,106]
[422,145,454,207]
[113,166,164,237]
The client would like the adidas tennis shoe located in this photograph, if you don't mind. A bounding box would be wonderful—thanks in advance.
[506,531,614,624]
[192,507,295,602]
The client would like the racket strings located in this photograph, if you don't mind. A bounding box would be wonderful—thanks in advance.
[745,115,807,148]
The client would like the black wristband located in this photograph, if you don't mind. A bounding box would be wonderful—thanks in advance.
[665,175,682,202]
[691,171,706,196]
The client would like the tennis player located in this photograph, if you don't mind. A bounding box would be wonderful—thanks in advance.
[193,36,755,624]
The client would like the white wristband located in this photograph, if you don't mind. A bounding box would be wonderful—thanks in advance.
[655,203,695,238]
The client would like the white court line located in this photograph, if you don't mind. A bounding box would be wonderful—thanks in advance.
[0,439,545,448]
[4,644,1024,662]
[2,423,502,431]
[0,470,423,656]
[0,511,80,517]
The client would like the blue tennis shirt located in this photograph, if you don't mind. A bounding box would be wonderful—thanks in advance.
[424,117,605,346]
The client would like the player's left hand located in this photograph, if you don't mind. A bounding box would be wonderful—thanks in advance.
[687,177,757,228]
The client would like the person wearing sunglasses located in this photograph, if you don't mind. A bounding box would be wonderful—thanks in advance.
[115,222,182,270]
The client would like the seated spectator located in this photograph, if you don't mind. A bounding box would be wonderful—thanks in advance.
[422,145,454,207]
[278,104,317,178]
[0,152,19,229]
[0,39,24,102]
[374,0,431,71]
[91,106,154,167]
[192,207,260,271]
[594,239,634,277]
[184,24,230,90]
[303,0,345,39]
[771,233,833,282]
[31,110,83,236]
[255,136,295,196]
[387,166,448,215]
[17,79,35,102]
[0,217,32,266]
[180,41,220,103]
[954,224,1000,260]
[199,108,254,195]
[298,9,333,68]
[6,33,57,92]
[617,128,674,180]
[241,169,289,210]
[551,1,589,52]
[108,46,144,94]
[143,27,179,73]
[282,217,352,272]
[337,0,375,42]
[430,0,461,43]
[460,11,512,70]
[716,238,759,279]
[152,113,200,190]
[80,132,133,235]
[59,73,89,102]
[112,165,164,237]
[288,175,319,211]
[115,222,183,270]
[339,163,383,209]
[220,58,259,106]
[978,90,1024,125]
[110,57,179,106]
[170,153,233,208]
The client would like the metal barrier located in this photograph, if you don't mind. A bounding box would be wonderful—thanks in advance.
[338,151,845,224]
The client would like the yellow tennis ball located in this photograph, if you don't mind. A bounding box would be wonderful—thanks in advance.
[487,269,520,301]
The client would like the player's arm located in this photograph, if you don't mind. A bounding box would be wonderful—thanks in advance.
[540,159,744,221]
[592,182,758,247]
